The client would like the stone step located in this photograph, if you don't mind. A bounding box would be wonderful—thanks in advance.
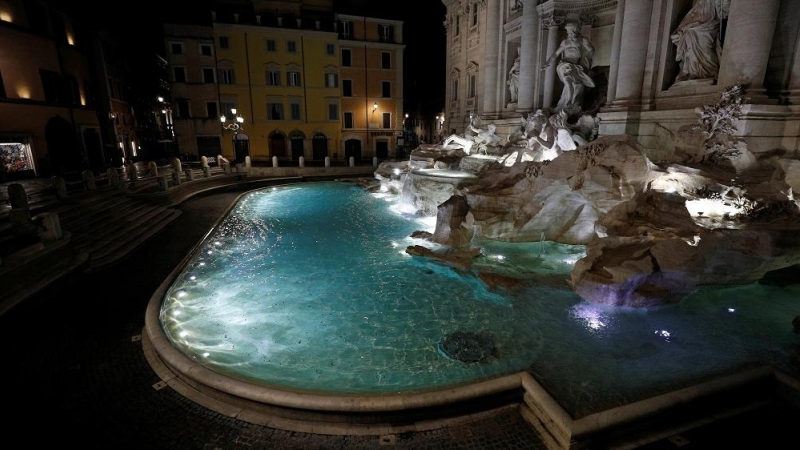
[85,208,182,272]
[74,203,170,254]
[521,366,781,450]
[70,202,164,249]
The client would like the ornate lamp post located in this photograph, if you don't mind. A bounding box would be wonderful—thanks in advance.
[220,108,245,161]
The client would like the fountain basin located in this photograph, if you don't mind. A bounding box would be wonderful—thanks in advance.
[143,181,800,438]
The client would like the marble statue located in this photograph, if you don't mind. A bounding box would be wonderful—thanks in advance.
[530,110,580,160]
[544,22,595,112]
[443,122,502,155]
[670,0,731,83]
[506,109,548,148]
[507,46,521,106]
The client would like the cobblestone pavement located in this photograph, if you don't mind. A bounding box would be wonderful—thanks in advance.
[2,187,798,450]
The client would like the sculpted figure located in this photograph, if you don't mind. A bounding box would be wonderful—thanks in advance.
[443,122,501,155]
[544,22,595,112]
[507,46,521,106]
[671,0,730,83]
[501,110,551,166]
[530,110,580,161]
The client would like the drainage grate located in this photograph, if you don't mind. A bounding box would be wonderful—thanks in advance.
[668,434,691,447]
[379,434,396,446]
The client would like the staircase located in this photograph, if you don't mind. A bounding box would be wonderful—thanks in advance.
[47,185,182,272]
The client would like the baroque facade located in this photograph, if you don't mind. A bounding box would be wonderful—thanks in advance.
[442,0,800,160]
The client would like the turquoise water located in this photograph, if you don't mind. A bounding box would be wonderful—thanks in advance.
[160,181,800,417]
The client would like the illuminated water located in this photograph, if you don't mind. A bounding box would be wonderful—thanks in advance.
[160,181,800,417]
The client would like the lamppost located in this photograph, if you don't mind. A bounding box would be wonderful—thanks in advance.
[157,96,175,159]
[433,114,446,144]
[220,108,245,162]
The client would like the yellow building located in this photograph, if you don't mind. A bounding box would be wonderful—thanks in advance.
[337,13,404,161]
[163,1,406,164]
[213,19,341,163]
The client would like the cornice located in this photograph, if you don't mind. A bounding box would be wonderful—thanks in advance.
[536,0,617,18]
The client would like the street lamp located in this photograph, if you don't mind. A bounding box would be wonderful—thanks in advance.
[220,108,245,161]
[156,96,176,158]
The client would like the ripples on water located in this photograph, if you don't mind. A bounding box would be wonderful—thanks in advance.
[161,182,800,417]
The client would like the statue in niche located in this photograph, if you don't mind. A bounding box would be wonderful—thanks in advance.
[670,0,731,84]
[507,46,521,107]
[544,22,595,113]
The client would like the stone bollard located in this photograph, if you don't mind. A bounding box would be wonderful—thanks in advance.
[126,163,139,183]
[373,156,378,167]
[325,156,330,168]
[38,212,62,242]
[349,156,355,167]
[299,156,305,168]
[158,176,169,191]
[171,157,182,174]
[9,208,34,237]
[148,161,159,177]
[8,183,28,209]
[272,156,279,168]
[245,155,251,170]
[82,169,96,190]
[107,168,119,187]
[184,167,195,181]
[201,156,209,169]
[217,154,225,167]
[222,161,231,174]
[203,166,212,178]
[172,171,181,186]
[51,176,68,199]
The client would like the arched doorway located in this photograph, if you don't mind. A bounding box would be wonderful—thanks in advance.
[234,133,250,162]
[269,131,286,158]
[312,133,328,160]
[344,138,361,162]
[289,130,304,160]
[45,115,81,176]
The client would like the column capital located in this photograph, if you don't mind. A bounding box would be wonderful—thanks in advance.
[542,14,565,29]
[578,12,596,27]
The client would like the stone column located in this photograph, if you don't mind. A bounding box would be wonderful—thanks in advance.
[717,0,781,97]
[482,0,502,116]
[605,0,626,103]
[610,0,653,106]
[542,17,563,109]
[517,0,539,112]
[785,30,800,104]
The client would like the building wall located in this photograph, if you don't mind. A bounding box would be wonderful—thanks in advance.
[213,22,340,162]
[0,0,102,176]
[163,23,222,160]
[338,14,404,159]
[442,0,800,158]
